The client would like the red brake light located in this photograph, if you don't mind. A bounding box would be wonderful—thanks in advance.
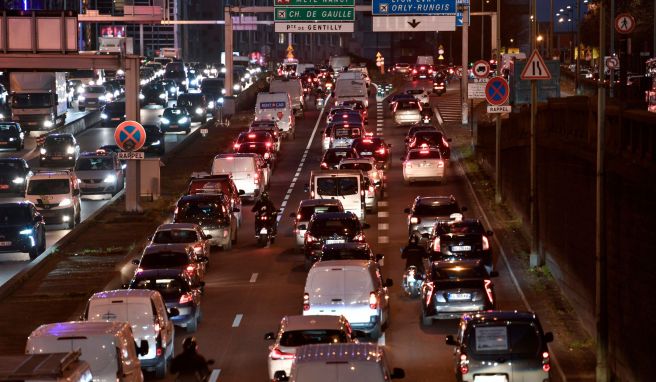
[363,139,373,143]
[193,244,203,251]
[369,292,378,309]
[410,216,419,224]
[412,69,417,74]
[270,347,296,360]
[265,142,272,147]
[421,66,426,70]
[320,162,328,169]
[303,293,310,310]
[354,232,365,242]
[156,347,163,357]
[296,213,302,220]
[179,293,193,304]
[442,137,449,147]
[542,351,551,372]
[264,152,270,159]
[233,143,240,149]
[185,264,195,273]
[305,233,317,243]
[459,354,469,374]
[432,236,441,251]
[248,133,256,138]
[420,150,430,154]
[377,147,386,155]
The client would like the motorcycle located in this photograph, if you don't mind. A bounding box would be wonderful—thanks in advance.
[433,81,446,96]
[255,207,279,247]
[402,266,423,298]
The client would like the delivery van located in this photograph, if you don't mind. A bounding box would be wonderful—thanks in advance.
[269,78,304,117]
[211,153,265,198]
[255,92,296,138]
[308,170,365,221]
[0,351,93,382]
[334,78,368,108]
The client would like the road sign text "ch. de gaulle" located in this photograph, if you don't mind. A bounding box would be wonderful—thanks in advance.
[275,7,354,21]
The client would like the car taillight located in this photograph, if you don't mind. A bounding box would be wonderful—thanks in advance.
[296,213,302,220]
[377,147,386,155]
[482,236,490,250]
[369,185,374,192]
[484,279,494,305]
[542,351,551,372]
[433,236,441,252]
[179,293,193,304]
[410,217,420,224]
[265,142,272,147]
[260,215,268,220]
[156,347,162,357]
[369,292,378,309]
[354,232,365,242]
[424,281,434,305]
[193,243,203,252]
[270,347,296,360]
[253,173,259,183]
[320,162,328,169]
[438,160,444,167]
[459,354,469,374]
[303,293,310,311]
[264,152,270,159]
[412,69,417,74]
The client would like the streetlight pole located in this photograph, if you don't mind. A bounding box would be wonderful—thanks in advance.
[575,0,581,94]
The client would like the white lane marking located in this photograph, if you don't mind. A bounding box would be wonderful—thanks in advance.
[208,369,221,382]
[250,273,258,283]
[378,211,389,218]
[378,201,388,207]
[377,333,386,346]
[378,223,389,230]
[378,236,389,244]
[232,314,243,327]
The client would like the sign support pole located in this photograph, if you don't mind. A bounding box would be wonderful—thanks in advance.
[460,3,469,127]
[225,6,234,97]
[529,0,540,268]
[124,56,142,213]
[494,0,502,204]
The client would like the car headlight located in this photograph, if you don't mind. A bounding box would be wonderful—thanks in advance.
[207,101,215,109]
[59,198,72,207]
[151,140,161,146]
[233,84,241,91]
[140,79,147,85]
[98,95,106,101]
[12,177,24,184]
[103,174,117,183]
[159,93,167,99]
[43,120,53,128]
[66,146,75,154]
[178,117,189,124]
[77,86,84,93]
[40,148,46,155]
[170,87,176,93]
[101,113,108,119]
[105,92,113,99]
[8,137,15,142]
[77,95,85,102]
[161,117,170,124]
[244,73,251,79]
[182,80,188,85]
[19,228,33,235]
[218,97,224,104]
[221,89,226,94]
[195,107,203,115]
[0,113,4,119]
[117,69,125,76]
[191,79,198,85]
[139,94,145,100]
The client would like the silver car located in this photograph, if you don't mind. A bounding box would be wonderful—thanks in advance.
[393,99,422,126]
[404,195,466,242]
[74,151,124,196]
[290,199,344,248]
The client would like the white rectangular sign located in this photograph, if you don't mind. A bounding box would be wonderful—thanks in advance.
[232,16,257,31]
[487,105,512,113]
[275,22,354,33]
[372,16,455,32]
[468,82,486,99]
[118,151,145,160]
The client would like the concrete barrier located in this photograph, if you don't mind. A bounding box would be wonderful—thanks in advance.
[35,110,101,146]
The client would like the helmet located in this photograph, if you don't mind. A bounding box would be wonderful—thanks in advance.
[182,337,197,352]
[261,191,269,199]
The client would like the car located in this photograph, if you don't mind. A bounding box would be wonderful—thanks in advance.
[74,151,124,196]
[427,219,494,273]
[186,174,244,227]
[103,80,123,97]
[25,170,81,229]
[388,93,415,110]
[236,141,277,170]
[445,311,554,382]
[39,134,80,167]
[303,260,391,339]
[404,195,466,242]
[264,315,356,381]
[177,93,209,122]
[351,137,391,170]
[411,64,433,80]
[290,199,344,248]
[140,124,166,156]
[393,62,411,74]
[200,77,225,103]
[405,88,430,104]
[393,99,422,126]
[325,107,360,124]
[149,223,211,260]
[420,259,497,324]
[0,122,25,151]
[160,107,192,134]
[158,79,179,99]
[249,120,283,150]
[0,201,46,260]
[79,85,110,110]
[303,212,369,269]
[326,110,365,127]
[329,123,364,149]
[404,124,439,145]
[402,147,446,184]
[320,147,359,169]
[101,102,126,127]
[133,244,208,280]
[234,131,277,154]
[129,269,203,332]
[173,193,238,250]
[140,83,168,107]
[211,153,266,198]
[318,242,383,265]
[0,158,31,193]
[406,130,451,160]
[339,100,368,123]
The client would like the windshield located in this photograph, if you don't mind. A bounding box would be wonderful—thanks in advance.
[414,201,460,216]
[333,127,361,139]
[0,205,30,225]
[323,150,356,164]
[0,161,22,170]
[153,229,199,244]
[85,86,105,93]
[106,103,126,113]
[396,101,420,110]
[437,221,484,235]
[75,157,114,171]
[131,277,188,298]
[27,179,70,195]
[0,124,19,133]
[279,330,349,347]
[44,136,73,148]
[140,252,189,268]
[11,93,51,108]
[466,323,542,356]
[298,205,342,221]
[408,150,441,160]
[413,132,444,145]
[177,200,226,220]
[316,177,359,196]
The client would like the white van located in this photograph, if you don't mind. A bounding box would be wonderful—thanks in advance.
[303,260,393,339]
[334,77,368,108]
[84,289,175,378]
[276,343,405,382]
[26,321,147,382]
[308,170,365,221]
[0,351,93,382]
[255,92,296,138]
[269,78,304,117]
[211,153,265,198]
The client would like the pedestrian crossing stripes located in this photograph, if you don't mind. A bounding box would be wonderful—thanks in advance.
[436,96,462,123]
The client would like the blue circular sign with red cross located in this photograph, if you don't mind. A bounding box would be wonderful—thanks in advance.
[114,120,146,152]
[485,76,510,106]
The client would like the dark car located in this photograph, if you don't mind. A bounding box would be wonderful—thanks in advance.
[351,137,391,170]
[101,102,126,127]
[200,78,225,104]
[303,212,370,269]
[173,194,238,250]
[404,195,466,242]
[177,93,209,122]
[320,147,359,169]
[158,79,179,99]
[427,219,494,273]
[164,62,187,92]
[140,124,165,156]
[0,122,25,151]
[0,158,31,193]
[129,269,203,332]
[234,131,276,152]
[406,130,451,160]
[405,124,438,143]
[318,242,383,265]
[421,259,497,324]
[388,93,415,110]
[412,64,433,80]
[140,83,168,107]
[0,201,46,260]
[160,107,192,134]
[133,244,207,280]
[339,100,368,124]
[40,134,79,167]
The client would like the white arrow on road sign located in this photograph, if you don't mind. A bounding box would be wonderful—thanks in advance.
[520,49,552,80]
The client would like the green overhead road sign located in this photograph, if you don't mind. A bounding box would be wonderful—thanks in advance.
[274,7,355,21]
[274,0,354,6]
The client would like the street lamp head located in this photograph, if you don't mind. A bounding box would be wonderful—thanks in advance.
[567,18,572,22]
[566,5,572,9]
[559,8,564,12]
[558,17,564,23]
[537,35,544,42]
[556,13,560,16]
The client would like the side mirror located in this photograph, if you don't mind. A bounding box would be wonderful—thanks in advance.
[403,208,411,214]
[486,230,494,237]
[489,270,499,278]
[384,278,394,287]
[445,335,459,346]
[168,307,180,317]
[273,371,289,382]
[544,332,554,343]
[264,332,275,340]
[131,258,140,265]
[289,212,296,218]
[136,339,149,356]
[391,367,406,379]
[232,207,240,213]
[238,189,245,195]
[421,233,430,239]
[362,223,371,229]
[298,224,307,230]
[460,206,468,212]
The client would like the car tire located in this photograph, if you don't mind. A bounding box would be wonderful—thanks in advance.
[185,128,191,135]
[28,246,39,260]
[154,357,167,379]
[186,314,198,333]
[421,309,433,327]
[67,217,75,229]
[231,226,238,245]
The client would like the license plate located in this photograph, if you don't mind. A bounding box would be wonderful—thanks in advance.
[51,156,62,160]
[326,239,345,244]
[0,185,9,189]
[0,241,12,246]
[361,151,373,155]
[259,228,268,234]
[420,162,433,167]
[170,125,178,128]
[448,293,471,301]
[474,376,507,382]
[451,245,472,251]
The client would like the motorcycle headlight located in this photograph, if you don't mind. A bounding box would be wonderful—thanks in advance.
[233,84,241,91]
[161,117,170,124]
[12,177,24,184]
[221,89,226,95]
[43,120,54,128]
[139,94,145,100]
[195,107,203,115]
[101,113,108,119]
[103,174,116,183]
[170,87,176,92]
[19,228,33,235]
[159,93,167,99]
[40,148,46,155]
[178,117,189,124]
[151,140,161,146]
[76,86,84,93]
[59,198,72,207]
[66,146,75,154]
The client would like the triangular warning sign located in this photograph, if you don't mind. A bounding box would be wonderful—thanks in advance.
[520,49,552,80]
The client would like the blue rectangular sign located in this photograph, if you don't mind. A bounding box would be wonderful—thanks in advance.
[510,60,561,105]
[259,101,286,109]
[372,0,456,15]
[455,0,469,27]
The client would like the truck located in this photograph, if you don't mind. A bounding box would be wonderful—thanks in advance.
[329,56,351,74]
[98,37,134,55]
[0,351,93,382]
[10,72,68,130]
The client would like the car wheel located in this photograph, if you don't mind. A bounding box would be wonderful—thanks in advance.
[67,217,75,229]
[231,226,238,245]
[186,314,198,333]
[185,128,191,135]
[28,246,39,260]
[154,357,167,379]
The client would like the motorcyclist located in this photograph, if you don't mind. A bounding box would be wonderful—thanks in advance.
[252,191,278,237]
[401,235,427,277]
[171,337,210,382]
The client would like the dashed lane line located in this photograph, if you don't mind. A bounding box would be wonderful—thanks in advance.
[232,314,243,328]
[208,369,221,382]
[249,273,258,283]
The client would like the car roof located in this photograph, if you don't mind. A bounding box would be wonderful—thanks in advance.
[90,288,157,301]
[416,195,456,205]
[215,153,258,159]
[0,201,32,208]
[294,343,384,364]
[132,268,188,280]
[281,315,347,332]
[339,157,375,164]
[30,170,73,180]
[30,321,129,338]
[178,193,225,202]
[299,199,343,207]
[156,223,199,230]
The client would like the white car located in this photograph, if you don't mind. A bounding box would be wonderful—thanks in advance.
[25,170,81,229]
[264,315,355,381]
[405,88,430,104]
[402,147,446,184]
[148,223,211,259]
[338,157,383,213]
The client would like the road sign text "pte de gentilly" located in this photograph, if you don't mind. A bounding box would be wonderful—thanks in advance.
[275,7,354,21]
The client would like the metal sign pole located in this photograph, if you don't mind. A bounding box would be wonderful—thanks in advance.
[225,6,234,97]
[124,56,142,213]
[495,0,502,204]
[460,3,469,126]
[529,0,540,267]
